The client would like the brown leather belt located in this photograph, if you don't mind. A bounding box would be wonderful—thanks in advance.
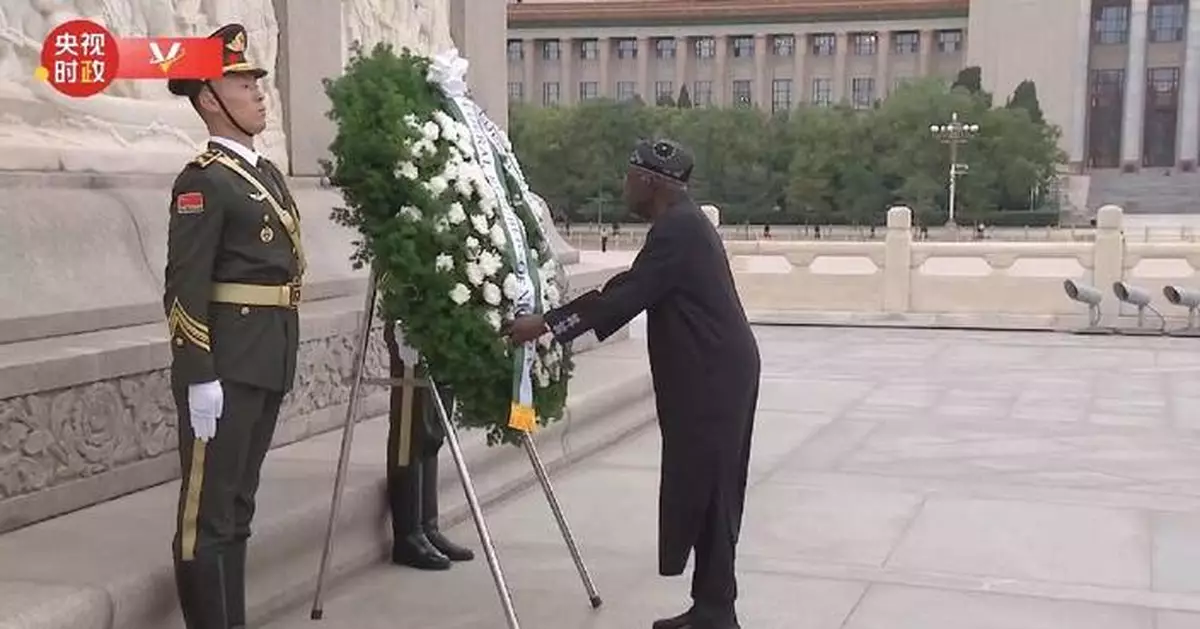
[211,281,302,308]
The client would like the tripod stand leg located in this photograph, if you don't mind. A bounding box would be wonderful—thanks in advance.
[520,432,603,608]
[427,377,522,629]
[310,272,378,620]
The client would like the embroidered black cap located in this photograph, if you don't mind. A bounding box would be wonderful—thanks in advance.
[629,138,694,184]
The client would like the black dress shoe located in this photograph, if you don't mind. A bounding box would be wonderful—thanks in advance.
[652,607,695,629]
[391,533,452,570]
[425,526,475,562]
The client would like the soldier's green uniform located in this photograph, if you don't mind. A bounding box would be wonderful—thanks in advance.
[164,23,303,629]
[383,325,475,570]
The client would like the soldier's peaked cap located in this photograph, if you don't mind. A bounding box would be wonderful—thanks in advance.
[168,23,268,97]
[629,138,694,184]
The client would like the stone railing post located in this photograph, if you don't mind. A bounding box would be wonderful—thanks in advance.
[883,205,913,312]
[1091,204,1126,314]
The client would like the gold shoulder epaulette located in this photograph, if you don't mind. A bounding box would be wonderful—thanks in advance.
[190,149,221,168]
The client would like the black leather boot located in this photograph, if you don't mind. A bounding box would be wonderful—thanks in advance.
[174,553,230,629]
[388,461,451,570]
[652,607,695,629]
[421,455,475,562]
[223,542,247,629]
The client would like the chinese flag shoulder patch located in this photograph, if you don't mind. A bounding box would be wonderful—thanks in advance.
[176,191,205,214]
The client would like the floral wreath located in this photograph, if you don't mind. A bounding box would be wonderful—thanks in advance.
[323,43,573,446]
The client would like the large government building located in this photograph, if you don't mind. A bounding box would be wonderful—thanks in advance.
[506,0,1200,175]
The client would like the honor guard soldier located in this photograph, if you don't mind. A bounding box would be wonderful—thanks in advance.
[382,324,476,570]
[163,23,304,629]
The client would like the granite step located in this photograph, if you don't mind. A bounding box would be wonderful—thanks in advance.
[0,334,654,629]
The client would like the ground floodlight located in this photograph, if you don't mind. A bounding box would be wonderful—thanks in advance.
[1062,279,1107,332]
[1163,285,1200,336]
[1112,281,1165,334]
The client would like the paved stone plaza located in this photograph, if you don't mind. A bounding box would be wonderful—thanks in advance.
[262,325,1200,629]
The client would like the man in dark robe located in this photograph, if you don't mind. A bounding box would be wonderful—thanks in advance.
[504,139,761,629]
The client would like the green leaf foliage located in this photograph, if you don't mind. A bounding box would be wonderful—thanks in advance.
[509,77,1065,227]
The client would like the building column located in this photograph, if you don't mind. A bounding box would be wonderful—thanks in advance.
[1068,0,1093,170]
[1120,0,1149,170]
[523,39,536,104]
[675,36,689,101]
[875,30,890,101]
[793,33,807,105]
[1177,0,1200,170]
[714,35,728,106]
[599,37,611,98]
[637,36,650,100]
[754,33,768,109]
[560,38,574,105]
[833,32,848,103]
[918,29,932,77]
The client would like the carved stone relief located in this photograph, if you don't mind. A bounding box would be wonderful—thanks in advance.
[341,0,453,63]
[0,0,287,172]
[0,328,387,502]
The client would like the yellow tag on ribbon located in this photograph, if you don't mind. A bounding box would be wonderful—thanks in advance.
[507,403,536,432]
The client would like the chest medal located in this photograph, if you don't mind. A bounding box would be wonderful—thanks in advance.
[260,215,275,243]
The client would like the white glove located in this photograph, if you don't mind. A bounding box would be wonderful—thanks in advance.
[187,380,224,442]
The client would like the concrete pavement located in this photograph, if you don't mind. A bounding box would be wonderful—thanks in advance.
[263,326,1200,629]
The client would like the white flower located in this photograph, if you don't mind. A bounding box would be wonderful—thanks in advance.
[484,309,502,331]
[478,250,504,277]
[540,259,559,278]
[399,205,422,221]
[411,138,436,157]
[433,216,449,233]
[489,223,508,249]
[482,281,502,306]
[447,203,467,225]
[403,113,419,127]
[544,283,561,306]
[502,273,521,300]
[530,247,540,262]
[435,253,454,272]
[533,360,550,388]
[454,176,474,198]
[449,283,471,305]
[478,193,497,217]
[395,161,419,180]
[425,176,449,197]
[470,213,490,235]
[465,236,481,257]
[465,262,485,286]
[422,120,440,141]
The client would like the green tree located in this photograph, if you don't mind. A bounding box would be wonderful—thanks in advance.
[1006,79,1044,125]
[677,84,693,108]
[953,66,982,94]
[656,92,677,107]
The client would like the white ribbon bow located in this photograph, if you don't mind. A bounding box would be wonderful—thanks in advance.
[428,48,470,97]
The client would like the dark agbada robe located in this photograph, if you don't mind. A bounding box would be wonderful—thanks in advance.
[545,198,761,586]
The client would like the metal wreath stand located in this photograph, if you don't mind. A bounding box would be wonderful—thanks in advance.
[309,267,602,627]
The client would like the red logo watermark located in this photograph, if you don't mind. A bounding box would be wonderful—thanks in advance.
[37,19,224,97]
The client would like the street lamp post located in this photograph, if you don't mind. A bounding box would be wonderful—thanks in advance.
[929,112,980,227]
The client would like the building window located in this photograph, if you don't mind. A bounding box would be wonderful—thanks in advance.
[656,38,676,59]
[811,33,836,56]
[1149,1,1186,42]
[616,81,637,101]
[732,79,752,107]
[654,81,674,104]
[852,32,877,55]
[695,37,716,59]
[852,77,875,108]
[507,40,523,61]
[771,79,792,112]
[936,30,963,52]
[541,40,560,60]
[579,81,598,101]
[811,78,832,106]
[580,39,599,60]
[616,39,637,59]
[773,35,795,56]
[732,36,754,58]
[508,81,523,102]
[693,80,713,106]
[1094,5,1129,45]
[1148,66,1180,105]
[542,82,560,106]
[893,31,919,54]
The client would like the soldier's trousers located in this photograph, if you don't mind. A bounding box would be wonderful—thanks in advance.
[171,380,283,629]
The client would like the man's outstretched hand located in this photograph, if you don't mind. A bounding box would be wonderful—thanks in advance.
[503,314,547,344]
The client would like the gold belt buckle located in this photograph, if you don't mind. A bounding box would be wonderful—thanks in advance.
[287,280,302,307]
